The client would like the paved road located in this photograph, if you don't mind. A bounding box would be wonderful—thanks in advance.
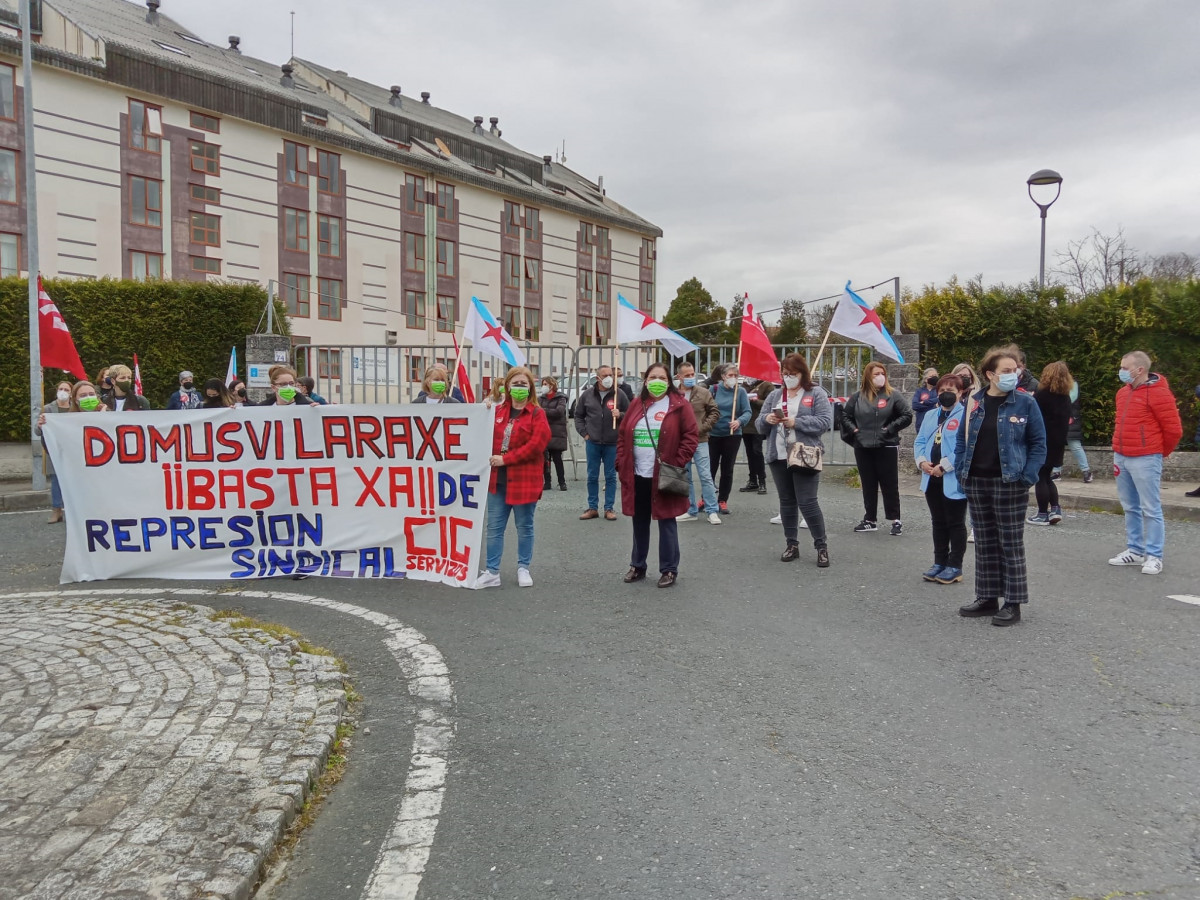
[2,476,1198,900]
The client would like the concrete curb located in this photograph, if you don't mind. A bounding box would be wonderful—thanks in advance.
[0,489,50,511]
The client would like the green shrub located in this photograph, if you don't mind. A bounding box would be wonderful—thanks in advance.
[1,277,286,441]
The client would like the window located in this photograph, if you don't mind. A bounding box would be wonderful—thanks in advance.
[403,290,426,329]
[580,222,594,249]
[130,251,162,281]
[502,304,520,339]
[129,99,162,153]
[597,226,610,259]
[190,256,220,274]
[578,315,593,346]
[641,238,655,266]
[405,233,425,272]
[285,141,309,186]
[189,141,220,175]
[190,212,220,246]
[0,65,14,121]
[404,174,425,213]
[436,239,455,277]
[503,201,521,236]
[317,349,342,379]
[436,295,456,333]
[284,272,310,317]
[408,355,427,382]
[596,318,610,345]
[503,253,520,289]
[436,183,455,220]
[0,233,18,277]
[284,208,309,252]
[0,150,17,204]
[303,112,328,127]
[129,176,162,227]
[596,272,609,302]
[577,269,593,301]
[190,184,221,204]
[317,150,341,194]
[318,278,342,321]
[318,215,342,257]
[640,281,655,310]
[153,40,188,56]
[524,258,540,292]
[524,308,541,342]
[189,111,219,133]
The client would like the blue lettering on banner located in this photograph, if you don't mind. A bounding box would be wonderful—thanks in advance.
[113,519,138,552]
[198,517,224,550]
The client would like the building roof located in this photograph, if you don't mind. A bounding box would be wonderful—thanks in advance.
[0,0,661,236]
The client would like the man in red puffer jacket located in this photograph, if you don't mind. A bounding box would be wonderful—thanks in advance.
[1107,351,1183,576]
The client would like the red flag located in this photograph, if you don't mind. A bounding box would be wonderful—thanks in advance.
[737,302,780,382]
[451,332,475,403]
[132,353,143,396]
[37,277,88,380]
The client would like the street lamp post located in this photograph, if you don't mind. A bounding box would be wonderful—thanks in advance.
[1027,169,1063,290]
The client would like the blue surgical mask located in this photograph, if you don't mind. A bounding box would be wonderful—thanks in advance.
[996,372,1019,392]
[682,377,696,388]
[1118,368,1134,384]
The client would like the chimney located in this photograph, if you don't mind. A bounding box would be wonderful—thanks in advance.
[489,116,500,137]
[280,63,295,89]
[389,85,402,108]
[145,0,160,22]
[598,175,604,195]
[473,116,485,135]
[227,35,241,53]
[420,91,431,105]
[543,154,553,176]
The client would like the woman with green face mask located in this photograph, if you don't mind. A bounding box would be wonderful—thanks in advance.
[258,365,314,407]
[416,364,464,404]
[475,367,551,590]
[615,362,700,589]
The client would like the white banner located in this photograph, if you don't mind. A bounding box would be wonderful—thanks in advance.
[42,405,492,587]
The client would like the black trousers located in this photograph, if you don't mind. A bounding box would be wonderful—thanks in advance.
[1033,462,1059,513]
[708,435,742,502]
[854,445,901,522]
[631,475,680,574]
[924,476,968,567]
[768,461,827,549]
[742,434,766,483]
[543,449,565,486]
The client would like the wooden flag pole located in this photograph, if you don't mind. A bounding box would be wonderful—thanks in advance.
[811,322,836,375]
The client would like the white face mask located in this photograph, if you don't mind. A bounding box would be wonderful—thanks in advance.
[537,385,549,396]
[723,376,738,389]
[57,389,71,402]
[783,375,800,390]
[872,374,886,389]
[599,376,613,390]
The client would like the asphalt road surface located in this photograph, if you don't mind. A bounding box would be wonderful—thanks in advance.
[4,479,1198,900]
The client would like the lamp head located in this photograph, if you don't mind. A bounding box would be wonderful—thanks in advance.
[1027,168,1063,187]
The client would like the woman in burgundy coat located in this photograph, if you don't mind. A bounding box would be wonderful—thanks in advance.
[617,362,700,588]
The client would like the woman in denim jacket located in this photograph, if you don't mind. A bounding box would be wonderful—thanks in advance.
[913,374,969,585]
[954,346,1047,627]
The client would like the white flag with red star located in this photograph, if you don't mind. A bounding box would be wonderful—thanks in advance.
[615,294,697,357]
[463,297,526,367]
[829,282,905,363]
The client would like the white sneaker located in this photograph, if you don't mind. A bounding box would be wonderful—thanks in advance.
[967,528,975,543]
[1141,556,1163,575]
[769,513,782,525]
[799,517,808,529]
[676,512,698,522]
[707,512,722,525]
[474,571,501,589]
[517,567,533,587]
[1108,549,1146,567]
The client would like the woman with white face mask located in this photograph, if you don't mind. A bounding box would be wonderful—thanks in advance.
[35,381,74,523]
[706,364,751,515]
[841,362,913,535]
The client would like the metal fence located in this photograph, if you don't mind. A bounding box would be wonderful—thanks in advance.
[293,341,873,473]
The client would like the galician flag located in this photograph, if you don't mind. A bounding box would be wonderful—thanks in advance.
[615,294,697,357]
[37,276,88,380]
[829,282,905,363]
[463,297,526,366]
[737,302,780,382]
[225,346,238,386]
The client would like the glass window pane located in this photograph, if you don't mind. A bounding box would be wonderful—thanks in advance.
[0,233,18,276]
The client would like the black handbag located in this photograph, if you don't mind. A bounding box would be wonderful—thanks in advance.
[642,410,691,496]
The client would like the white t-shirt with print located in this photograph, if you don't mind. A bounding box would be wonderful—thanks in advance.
[632,397,670,478]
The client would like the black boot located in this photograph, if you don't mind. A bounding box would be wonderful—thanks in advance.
[558,482,568,491]
[959,598,999,618]
[738,478,759,493]
[757,480,768,494]
[991,603,1022,626]
[1186,485,1200,498]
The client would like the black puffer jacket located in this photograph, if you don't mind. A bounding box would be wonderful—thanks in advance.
[542,393,569,452]
[842,390,913,448]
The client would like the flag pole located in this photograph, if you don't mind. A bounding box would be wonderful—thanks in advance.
[810,322,836,375]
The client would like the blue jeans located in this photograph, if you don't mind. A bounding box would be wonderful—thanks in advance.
[686,442,719,515]
[486,493,537,572]
[49,474,63,509]
[1066,439,1090,472]
[1114,453,1164,559]
[585,440,618,512]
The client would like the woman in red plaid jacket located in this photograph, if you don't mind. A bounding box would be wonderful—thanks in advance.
[475,367,552,590]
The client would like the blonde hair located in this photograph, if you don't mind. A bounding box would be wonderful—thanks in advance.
[70,381,100,412]
[502,367,540,408]
[860,362,891,401]
[107,364,132,382]
[421,364,450,395]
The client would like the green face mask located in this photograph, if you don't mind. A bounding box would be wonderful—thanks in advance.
[646,379,669,398]
[429,381,447,394]
[508,386,530,402]
[115,380,132,392]
[79,396,100,411]
[278,386,297,402]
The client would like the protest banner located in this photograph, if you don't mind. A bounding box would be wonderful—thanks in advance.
[42,405,492,587]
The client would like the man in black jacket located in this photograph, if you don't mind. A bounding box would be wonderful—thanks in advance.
[574,365,628,520]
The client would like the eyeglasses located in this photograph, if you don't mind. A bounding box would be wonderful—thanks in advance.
[274,380,296,387]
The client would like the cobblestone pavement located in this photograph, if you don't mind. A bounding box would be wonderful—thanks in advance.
[0,590,347,900]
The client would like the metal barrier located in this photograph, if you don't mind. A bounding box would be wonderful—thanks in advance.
[292,340,873,473]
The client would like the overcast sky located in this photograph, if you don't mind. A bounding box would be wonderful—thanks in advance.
[181,0,1200,320]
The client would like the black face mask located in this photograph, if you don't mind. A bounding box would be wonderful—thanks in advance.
[938,391,957,408]
[926,377,938,386]
[182,381,194,391]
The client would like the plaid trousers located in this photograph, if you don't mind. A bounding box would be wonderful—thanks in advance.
[964,476,1031,605]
